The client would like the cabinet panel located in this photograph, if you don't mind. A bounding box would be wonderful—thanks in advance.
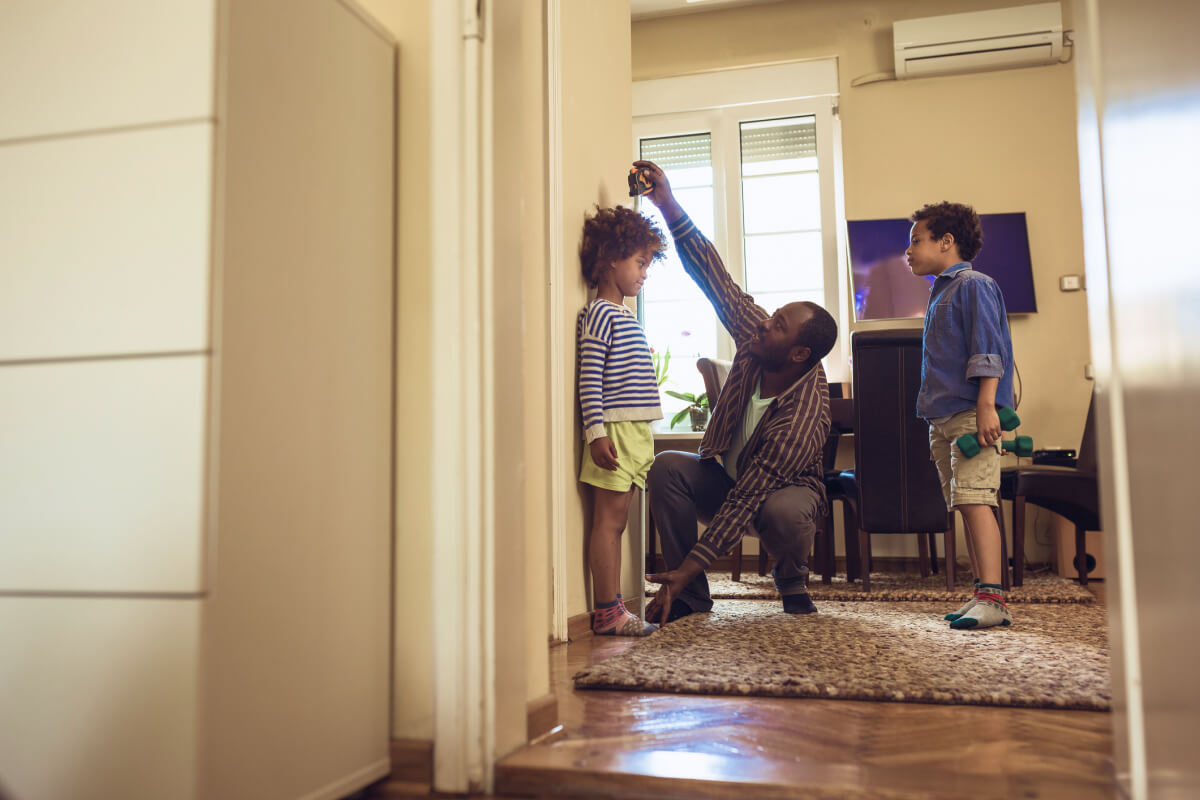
[0,357,207,593]
[0,597,199,800]
[0,0,215,142]
[0,123,213,361]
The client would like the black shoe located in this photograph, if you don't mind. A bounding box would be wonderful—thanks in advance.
[782,593,818,614]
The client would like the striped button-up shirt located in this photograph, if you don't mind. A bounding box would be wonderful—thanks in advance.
[669,214,831,571]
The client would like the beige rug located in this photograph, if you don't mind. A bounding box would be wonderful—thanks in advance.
[645,570,1095,604]
[575,599,1110,711]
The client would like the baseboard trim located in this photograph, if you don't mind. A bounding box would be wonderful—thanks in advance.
[297,757,391,800]
[388,737,433,785]
[527,692,559,741]
[567,610,593,642]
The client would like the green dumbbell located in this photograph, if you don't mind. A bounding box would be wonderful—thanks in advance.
[955,407,1024,458]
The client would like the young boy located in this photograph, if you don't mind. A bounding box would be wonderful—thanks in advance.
[577,205,667,636]
[906,202,1015,630]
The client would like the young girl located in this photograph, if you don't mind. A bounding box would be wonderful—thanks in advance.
[577,205,667,636]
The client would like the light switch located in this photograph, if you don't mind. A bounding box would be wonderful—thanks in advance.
[1060,274,1083,291]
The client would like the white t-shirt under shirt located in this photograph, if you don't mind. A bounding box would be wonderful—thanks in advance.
[722,380,773,481]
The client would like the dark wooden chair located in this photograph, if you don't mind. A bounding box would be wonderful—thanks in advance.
[848,330,960,592]
[1000,390,1099,585]
[814,393,861,583]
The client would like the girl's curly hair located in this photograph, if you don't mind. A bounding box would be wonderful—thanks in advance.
[579,205,667,288]
[911,202,984,262]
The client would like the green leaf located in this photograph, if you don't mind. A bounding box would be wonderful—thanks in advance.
[670,408,689,428]
[665,389,698,403]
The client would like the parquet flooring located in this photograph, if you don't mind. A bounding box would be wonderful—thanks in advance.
[370,586,1116,799]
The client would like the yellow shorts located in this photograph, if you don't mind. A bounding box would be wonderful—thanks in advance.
[579,420,655,492]
[929,408,1001,509]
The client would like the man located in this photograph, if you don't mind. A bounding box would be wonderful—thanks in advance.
[635,159,838,625]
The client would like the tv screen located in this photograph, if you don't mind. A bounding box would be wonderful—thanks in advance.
[847,212,1038,321]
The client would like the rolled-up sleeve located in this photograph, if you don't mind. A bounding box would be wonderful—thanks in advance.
[963,280,1008,381]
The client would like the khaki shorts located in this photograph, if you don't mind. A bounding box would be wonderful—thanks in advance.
[929,408,1001,509]
[579,420,655,492]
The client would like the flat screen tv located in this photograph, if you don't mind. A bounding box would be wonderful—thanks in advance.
[847,212,1037,321]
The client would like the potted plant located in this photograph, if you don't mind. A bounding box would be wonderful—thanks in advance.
[651,346,670,388]
[666,390,709,431]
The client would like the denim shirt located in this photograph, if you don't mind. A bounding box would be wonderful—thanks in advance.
[917,262,1015,420]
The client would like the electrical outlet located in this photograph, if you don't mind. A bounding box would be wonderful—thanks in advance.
[1060,274,1083,291]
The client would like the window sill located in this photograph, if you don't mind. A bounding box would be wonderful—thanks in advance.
[652,429,705,442]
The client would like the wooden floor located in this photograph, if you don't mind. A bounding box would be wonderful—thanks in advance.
[372,585,1116,799]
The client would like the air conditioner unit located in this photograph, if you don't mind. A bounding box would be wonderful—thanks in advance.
[893,2,1063,80]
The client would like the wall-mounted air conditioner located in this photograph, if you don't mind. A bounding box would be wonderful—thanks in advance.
[893,2,1063,80]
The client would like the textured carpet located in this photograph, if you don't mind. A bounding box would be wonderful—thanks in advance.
[645,570,1095,604]
[575,599,1110,710]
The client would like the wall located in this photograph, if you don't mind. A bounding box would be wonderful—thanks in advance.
[515,0,554,719]
[362,0,552,747]
[633,0,1092,562]
[491,0,553,755]
[560,0,641,620]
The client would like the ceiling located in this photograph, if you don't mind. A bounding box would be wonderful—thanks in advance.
[630,0,787,23]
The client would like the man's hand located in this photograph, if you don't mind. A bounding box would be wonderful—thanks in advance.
[589,437,620,471]
[976,404,1002,447]
[645,560,703,625]
[632,160,684,224]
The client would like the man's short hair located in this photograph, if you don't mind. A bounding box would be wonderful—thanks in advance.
[796,301,837,371]
[911,202,983,261]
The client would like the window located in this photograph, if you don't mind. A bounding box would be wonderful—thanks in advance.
[633,64,846,433]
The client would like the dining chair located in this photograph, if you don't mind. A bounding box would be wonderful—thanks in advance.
[849,330,959,592]
[1000,389,1100,585]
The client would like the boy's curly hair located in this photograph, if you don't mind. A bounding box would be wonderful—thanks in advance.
[579,205,667,288]
[910,202,984,262]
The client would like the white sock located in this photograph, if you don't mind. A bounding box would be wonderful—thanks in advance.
[950,584,1012,629]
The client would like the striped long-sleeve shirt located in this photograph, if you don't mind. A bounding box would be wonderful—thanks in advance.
[577,299,663,443]
[668,214,831,571]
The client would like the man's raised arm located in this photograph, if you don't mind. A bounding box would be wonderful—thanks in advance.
[632,160,764,347]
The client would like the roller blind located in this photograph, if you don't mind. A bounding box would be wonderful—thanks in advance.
[638,132,712,170]
[740,116,816,165]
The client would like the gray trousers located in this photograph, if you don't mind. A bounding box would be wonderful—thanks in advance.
[647,450,820,612]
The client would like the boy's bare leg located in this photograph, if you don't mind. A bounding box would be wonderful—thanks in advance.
[589,487,657,636]
[945,508,982,621]
[952,504,1011,629]
[961,510,981,578]
[959,504,1002,585]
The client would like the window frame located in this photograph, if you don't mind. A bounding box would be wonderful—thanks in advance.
[632,63,849,382]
